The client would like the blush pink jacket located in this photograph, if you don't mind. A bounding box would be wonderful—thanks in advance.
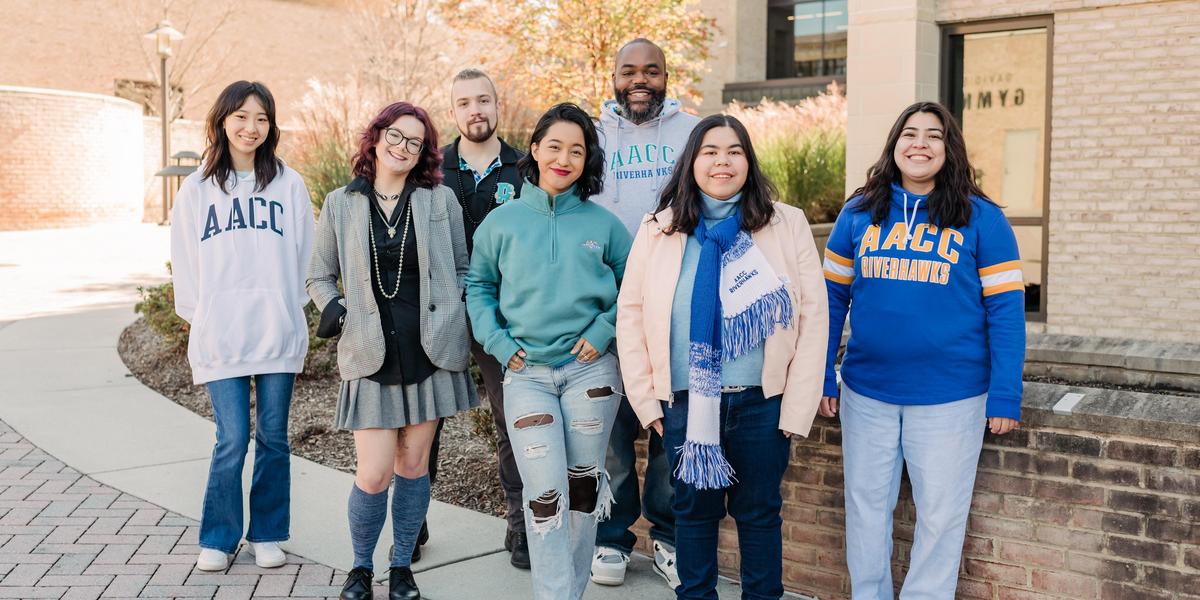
[615,203,830,437]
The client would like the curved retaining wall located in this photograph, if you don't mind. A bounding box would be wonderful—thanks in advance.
[0,86,144,230]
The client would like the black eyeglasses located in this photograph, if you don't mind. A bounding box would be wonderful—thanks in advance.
[383,128,424,154]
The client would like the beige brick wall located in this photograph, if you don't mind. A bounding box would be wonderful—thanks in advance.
[0,0,353,123]
[0,87,143,230]
[1042,0,1200,342]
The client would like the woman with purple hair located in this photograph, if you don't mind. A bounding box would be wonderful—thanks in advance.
[308,102,478,600]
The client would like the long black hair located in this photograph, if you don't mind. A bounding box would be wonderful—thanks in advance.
[517,103,604,200]
[201,81,281,194]
[655,114,777,234]
[851,101,991,228]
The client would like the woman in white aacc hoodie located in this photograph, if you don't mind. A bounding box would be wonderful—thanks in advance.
[170,81,314,573]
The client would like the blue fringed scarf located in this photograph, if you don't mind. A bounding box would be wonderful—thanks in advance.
[677,206,794,490]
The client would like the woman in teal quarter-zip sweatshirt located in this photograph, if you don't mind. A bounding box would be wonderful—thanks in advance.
[466,169,632,370]
[466,103,631,600]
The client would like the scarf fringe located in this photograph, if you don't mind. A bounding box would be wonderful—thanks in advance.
[723,285,795,360]
[674,440,736,490]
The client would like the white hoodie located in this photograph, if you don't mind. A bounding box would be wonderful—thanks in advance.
[593,98,700,235]
[170,164,314,384]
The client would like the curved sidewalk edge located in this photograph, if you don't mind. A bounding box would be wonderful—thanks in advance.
[0,306,745,599]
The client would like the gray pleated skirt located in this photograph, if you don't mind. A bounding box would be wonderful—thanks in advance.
[335,368,479,430]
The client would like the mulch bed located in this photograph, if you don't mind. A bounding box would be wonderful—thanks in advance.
[117,317,507,518]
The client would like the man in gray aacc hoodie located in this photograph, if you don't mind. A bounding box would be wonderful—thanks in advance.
[591,37,698,591]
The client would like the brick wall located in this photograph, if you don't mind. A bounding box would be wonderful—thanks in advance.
[634,384,1200,598]
[0,86,143,230]
[1041,0,1200,344]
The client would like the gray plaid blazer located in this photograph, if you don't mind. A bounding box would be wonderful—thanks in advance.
[307,183,471,381]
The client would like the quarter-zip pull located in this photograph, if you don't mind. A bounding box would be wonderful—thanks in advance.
[549,207,557,263]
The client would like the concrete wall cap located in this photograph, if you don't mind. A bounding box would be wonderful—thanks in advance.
[1023,381,1200,445]
[0,85,142,110]
[1027,333,1200,377]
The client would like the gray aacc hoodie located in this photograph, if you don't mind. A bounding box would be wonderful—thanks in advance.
[593,98,700,235]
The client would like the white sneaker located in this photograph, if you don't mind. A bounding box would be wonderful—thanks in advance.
[590,546,630,585]
[653,541,681,590]
[247,541,287,568]
[195,548,230,571]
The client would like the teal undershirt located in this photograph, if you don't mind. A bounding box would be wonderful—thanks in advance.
[669,191,765,392]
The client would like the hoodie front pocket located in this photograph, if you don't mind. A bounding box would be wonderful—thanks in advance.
[191,289,301,367]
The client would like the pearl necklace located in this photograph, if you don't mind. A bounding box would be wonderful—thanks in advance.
[368,200,412,299]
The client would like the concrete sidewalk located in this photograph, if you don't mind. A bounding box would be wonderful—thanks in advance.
[0,224,746,598]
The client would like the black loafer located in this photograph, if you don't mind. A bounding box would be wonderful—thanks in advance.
[389,566,421,600]
[505,529,530,570]
[340,566,374,600]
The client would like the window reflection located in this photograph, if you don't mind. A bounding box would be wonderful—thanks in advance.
[948,26,1049,316]
[768,0,849,79]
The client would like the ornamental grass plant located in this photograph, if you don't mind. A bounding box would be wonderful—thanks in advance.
[725,83,847,224]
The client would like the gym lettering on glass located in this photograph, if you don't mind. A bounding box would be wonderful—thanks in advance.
[200,197,285,241]
[609,143,679,181]
[856,223,964,286]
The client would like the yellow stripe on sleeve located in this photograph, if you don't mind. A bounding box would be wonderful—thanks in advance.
[824,248,854,268]
[824,270,854,285]
[978,260,1022,277]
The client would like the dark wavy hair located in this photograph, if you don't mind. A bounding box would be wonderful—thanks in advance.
[202,81,281,193]
[654,114,777,234]
[518,103,604,200]
[851,102,992,228]
[351,102,443,187]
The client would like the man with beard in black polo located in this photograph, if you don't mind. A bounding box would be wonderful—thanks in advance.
[420,68,529,570]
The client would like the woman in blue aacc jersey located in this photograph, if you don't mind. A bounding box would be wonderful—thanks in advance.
[819,101,1025,599]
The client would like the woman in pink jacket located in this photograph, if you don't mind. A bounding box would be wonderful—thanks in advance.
[615,114,828,599]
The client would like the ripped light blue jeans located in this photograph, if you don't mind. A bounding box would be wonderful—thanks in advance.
[504,352,622,600]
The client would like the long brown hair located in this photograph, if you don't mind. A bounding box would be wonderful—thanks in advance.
[655,114,776,234]
[851,102,992,228]
[201,81,281,193]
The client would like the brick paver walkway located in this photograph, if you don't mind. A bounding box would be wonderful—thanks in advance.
[0,421,364,599]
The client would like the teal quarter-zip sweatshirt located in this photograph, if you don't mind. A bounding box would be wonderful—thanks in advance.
[466,180,633,366]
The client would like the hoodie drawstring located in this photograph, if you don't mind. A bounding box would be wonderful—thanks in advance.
[903,192,922,242]
[613,119,622,204]
[607,105,670,204]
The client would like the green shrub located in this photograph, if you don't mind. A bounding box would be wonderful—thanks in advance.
[135,263,190,352]
[725,83,847,224]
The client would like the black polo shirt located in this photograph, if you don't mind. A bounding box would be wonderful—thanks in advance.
[440,137,524,253]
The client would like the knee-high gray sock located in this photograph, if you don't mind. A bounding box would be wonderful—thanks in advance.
[348,483,388,570]
[390,474,431,568]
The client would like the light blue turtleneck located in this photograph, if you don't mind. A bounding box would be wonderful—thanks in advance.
[669,191,765,391]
